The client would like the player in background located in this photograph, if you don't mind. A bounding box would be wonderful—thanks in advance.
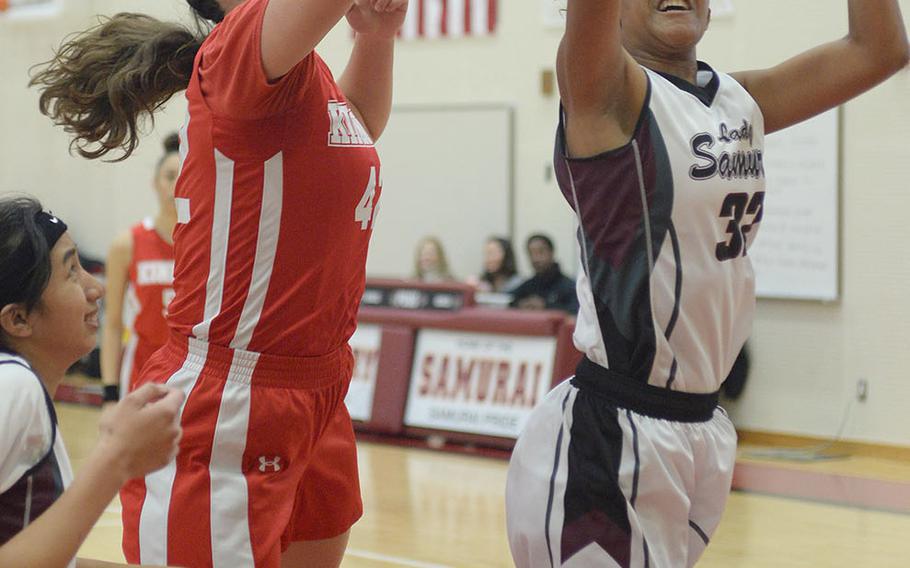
[101,133,179,405]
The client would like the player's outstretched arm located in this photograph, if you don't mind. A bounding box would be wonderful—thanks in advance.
[557,0,648,158]
[261,0,357,80]
[338,0,409,141]
[0,385,183,568]
[732,0,909,134]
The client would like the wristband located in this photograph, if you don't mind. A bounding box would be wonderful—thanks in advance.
[103,384,120,402]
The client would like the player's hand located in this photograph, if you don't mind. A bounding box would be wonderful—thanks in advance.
[347,0,409,38]
[95,383,184,482]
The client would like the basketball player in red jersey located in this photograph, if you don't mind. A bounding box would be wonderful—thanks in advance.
[101,133,180,405]
[31,0,408,566]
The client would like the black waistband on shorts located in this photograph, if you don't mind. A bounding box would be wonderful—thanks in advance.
[571,357,720,423]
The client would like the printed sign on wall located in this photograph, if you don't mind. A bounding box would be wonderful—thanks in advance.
[345,324,382,422]
[404,329,556,438]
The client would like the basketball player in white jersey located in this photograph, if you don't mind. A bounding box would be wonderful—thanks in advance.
[0,196,182,566]
[506,1,908,566]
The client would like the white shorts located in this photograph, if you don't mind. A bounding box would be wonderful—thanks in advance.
[506,368,736,567]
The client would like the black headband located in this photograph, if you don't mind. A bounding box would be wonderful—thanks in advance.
[35,211,68,249]
[0,211,68,309]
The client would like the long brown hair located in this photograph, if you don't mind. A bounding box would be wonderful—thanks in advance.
[29,13,205,162]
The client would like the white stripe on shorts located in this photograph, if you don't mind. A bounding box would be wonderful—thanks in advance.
[209,349,258,567]
[138,340,207,565]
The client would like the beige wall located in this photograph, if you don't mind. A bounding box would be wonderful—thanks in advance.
[1,0,908,446]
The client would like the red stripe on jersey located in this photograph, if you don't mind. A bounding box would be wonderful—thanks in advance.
[488,0,497,33]
[440,0,448,36]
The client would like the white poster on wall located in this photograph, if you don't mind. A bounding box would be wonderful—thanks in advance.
[750,109,840,301]
[404,329,556,438]
[345,324,382,422]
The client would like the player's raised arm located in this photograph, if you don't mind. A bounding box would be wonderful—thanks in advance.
[338,0,409,142]
[261,0,356,80]
[732,0,909,134]
[558,0,648,158]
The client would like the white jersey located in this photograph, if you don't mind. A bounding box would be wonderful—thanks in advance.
[555,62,766,394]
[0,352,75,568]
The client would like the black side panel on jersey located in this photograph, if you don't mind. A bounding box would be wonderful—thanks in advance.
[554,97,675,384]
[0,359,63,547]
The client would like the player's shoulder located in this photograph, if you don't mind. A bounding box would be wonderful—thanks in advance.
[0,353,44,402]
[0,352,55,494]
[205,0,269,51]
[0,353,48,424]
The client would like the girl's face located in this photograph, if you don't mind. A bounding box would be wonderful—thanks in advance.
[484,241,505,273]
[27,233,104,365]
[621,0,710,58]
[419,241,441,273]
[155,153,181,214]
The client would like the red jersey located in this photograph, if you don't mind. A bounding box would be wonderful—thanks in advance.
[166,0,382,356]
[119,219,174,391]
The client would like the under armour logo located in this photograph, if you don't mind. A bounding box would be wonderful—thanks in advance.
[258,456,282,473]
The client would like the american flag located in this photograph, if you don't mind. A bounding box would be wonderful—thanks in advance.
[400,0,498,40]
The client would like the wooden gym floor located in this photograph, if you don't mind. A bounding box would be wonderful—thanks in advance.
[59,403,910,567]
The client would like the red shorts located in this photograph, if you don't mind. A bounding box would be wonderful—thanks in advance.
[121,333,362,568]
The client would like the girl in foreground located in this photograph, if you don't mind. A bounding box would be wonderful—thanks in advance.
[0,196,182,567]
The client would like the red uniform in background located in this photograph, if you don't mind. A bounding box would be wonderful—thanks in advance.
[119,218,174,396]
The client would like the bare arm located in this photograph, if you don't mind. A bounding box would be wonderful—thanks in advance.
[338,0,408,141]
[261,0,356,81]
[558,0,648,158]
[100,231,132,394]
[732,0,909,134]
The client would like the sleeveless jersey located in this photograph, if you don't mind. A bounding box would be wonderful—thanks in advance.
[121,218,174,388]
[555,62,766,394]
[165,0,382,356]
[0,353,74,568]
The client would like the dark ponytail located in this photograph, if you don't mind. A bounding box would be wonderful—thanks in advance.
[163,132,181,155]
[29,13,204,162]
[187,0,226,23]
[156,131,182,173]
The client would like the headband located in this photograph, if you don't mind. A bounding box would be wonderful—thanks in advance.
[35,211,67,249]
[0,211,69,308]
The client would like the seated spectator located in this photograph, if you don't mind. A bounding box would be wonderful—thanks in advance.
[414,236,455,282]
[470,236,522,293]
[511,234,578,314]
